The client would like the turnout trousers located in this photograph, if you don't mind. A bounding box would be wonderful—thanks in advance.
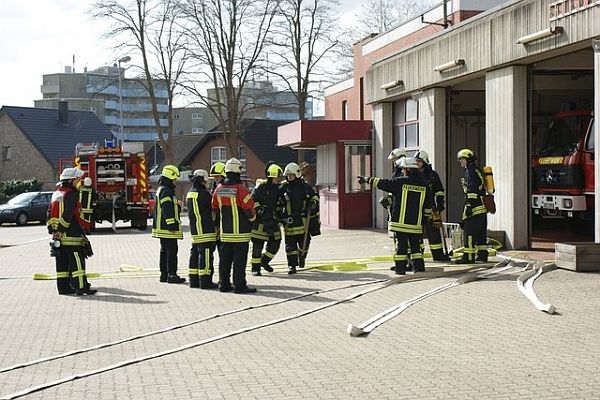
[251,236,281,271]
[218,242,250,290]
[55,246,89,294]
[394,232,424,274]
[159,238,179,279]
[462,213,488,262]
[189,242,216,288]
[284,233,311,268]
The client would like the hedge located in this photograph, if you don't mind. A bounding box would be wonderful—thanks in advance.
[0,179,43,204]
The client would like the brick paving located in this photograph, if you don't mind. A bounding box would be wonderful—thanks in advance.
[0,220,599,399]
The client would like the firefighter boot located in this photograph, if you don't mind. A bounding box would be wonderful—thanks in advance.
[167,274,186,284]
[299,253,306,269]
[251,264,262,276]
[200,275,218,289]
[453,254,473,264]
[75,287,97,296]
[288,265,297,275]
[234,285,257,294]
[219,282,233,292]
[189,274,200,288]
[432,249,451,262]
[476,250,488,263]
[261,255,274,273]
[395,262,406,275]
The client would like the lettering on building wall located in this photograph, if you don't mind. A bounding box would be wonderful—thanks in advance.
[550,0,600,21]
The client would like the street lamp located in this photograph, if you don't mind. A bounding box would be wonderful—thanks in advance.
[117,55,131,143]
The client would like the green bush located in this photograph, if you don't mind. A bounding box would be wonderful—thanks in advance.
[0,179,43,204]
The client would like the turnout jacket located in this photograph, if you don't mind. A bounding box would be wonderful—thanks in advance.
[186,185,217,244]
[279,178,319,235]
[251,178,282,239]
[47,184,88,246]
[79,186,95,223]
[152,180,183,239]
[212,176,256,243]
[461,161,488,220]
[421,164,446,212]
[371,174,433,234]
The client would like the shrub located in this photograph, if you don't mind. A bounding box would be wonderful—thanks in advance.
[0,179,43,204]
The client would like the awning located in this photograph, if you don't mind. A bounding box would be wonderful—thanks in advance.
[277,120,372,148]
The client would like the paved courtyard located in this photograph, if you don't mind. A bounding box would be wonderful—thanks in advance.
[0,220,599,399]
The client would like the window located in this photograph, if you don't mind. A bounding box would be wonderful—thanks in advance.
[192,128,204,134]
[174,113,180,119]
[192,113,202,120]
[393,98,419,150]
[345,145,372,193]
[211,146,227,164]
[238,145,247,171]
[342,100,348,120]
[585,119,595,151]
[1,146,12,161]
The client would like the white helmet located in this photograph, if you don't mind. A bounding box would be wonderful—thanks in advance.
[225,158,242,174]
[191,169,209,182]
[396,157,419,169]
[59,167,85,181]
[284,162,301,178]
[413,150,430,165]
[83,177,92,187]
[388,148,406,160]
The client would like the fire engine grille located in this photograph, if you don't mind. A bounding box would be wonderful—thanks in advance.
[532,164,583,189]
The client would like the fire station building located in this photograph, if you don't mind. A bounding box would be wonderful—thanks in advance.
[281,0,600,250]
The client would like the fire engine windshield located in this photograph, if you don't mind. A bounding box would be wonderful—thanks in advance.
[535,116,587,156]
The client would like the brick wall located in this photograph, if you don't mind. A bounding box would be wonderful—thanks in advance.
[0,113,56,189]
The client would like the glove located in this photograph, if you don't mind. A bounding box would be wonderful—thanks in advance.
[464,205,473,217]
[436,204,445,213]
[307,200,318,212]
[431,212,442,229]
[256,206,265,216]
[379,196,391,209]
[357,176,372,185]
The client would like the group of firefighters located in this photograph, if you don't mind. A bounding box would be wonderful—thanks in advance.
[46,146,489,295]
[359,147,490,274]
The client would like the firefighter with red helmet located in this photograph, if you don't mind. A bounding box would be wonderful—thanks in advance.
[414,150,450,262]
[250,162,284,276]
[187,169,218,289]
[212,158,257,294]
[454,149,489,264]
[47,167,97,295]
[280,162,320,275]
[152,165,186,284]
[359,157,433,274]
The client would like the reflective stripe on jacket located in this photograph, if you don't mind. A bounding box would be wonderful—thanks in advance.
[187,186,217,243]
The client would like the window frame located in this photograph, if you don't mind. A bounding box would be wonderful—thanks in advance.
[211,146,228,165]
[392,98,419,151]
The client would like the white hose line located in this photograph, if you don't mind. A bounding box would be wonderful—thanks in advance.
[347,265,515,337]
[0,278,388,375]
[517,262,557,314]
[0,237,49,248]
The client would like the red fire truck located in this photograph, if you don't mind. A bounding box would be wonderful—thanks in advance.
[60,141,150,231]
[531,110,595,232]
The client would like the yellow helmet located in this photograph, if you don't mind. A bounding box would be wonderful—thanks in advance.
[161,165,180,181]
[266,164,283,178]
[209,162,226,177]
[456,148,475,161]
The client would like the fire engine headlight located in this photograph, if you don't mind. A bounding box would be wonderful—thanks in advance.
[563,199,573,209]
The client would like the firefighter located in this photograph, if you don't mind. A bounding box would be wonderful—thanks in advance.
[152,165,186,284]
[212,158,257,294]
[209,161,226,193]
[454,149,489,264]
[47,167,97,295]
[388,148,406,178]
[250,162,284,276]
[358,157,433,274]
[414,150,450,262]
[186,169,218,289]
[280,162,319,275]
[79,176,96,233]
[380,148,407,270]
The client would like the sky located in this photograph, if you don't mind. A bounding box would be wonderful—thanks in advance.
[0,0,365,109]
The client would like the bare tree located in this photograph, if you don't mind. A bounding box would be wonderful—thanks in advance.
[358,0,433,35]
[267,0,345,120]
[91,0,187,164]
[180,0,279,158]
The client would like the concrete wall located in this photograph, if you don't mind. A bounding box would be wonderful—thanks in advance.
[485,66,528,249]
[0,114,56,188]
[372,102,393,229]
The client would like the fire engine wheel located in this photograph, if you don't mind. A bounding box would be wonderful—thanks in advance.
[132,219,147,231]
[16,212,28,226]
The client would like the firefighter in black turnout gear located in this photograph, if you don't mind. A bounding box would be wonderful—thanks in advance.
[212,158,257,294]
[187,169,218,289]
[152,165,186,284]
[414,150,450,261]
[280,162,320,275]
[454,148,489,264]
[47,167,97,295]
[359,157,433,274]
[79,176,96,232]
[250,162,284,276]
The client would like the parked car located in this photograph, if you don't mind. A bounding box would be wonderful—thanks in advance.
[0,191,54,225]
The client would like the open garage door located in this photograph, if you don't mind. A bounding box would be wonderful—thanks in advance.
[530,49,595,249]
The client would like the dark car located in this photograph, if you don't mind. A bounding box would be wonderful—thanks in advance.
[0,191,54,226]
